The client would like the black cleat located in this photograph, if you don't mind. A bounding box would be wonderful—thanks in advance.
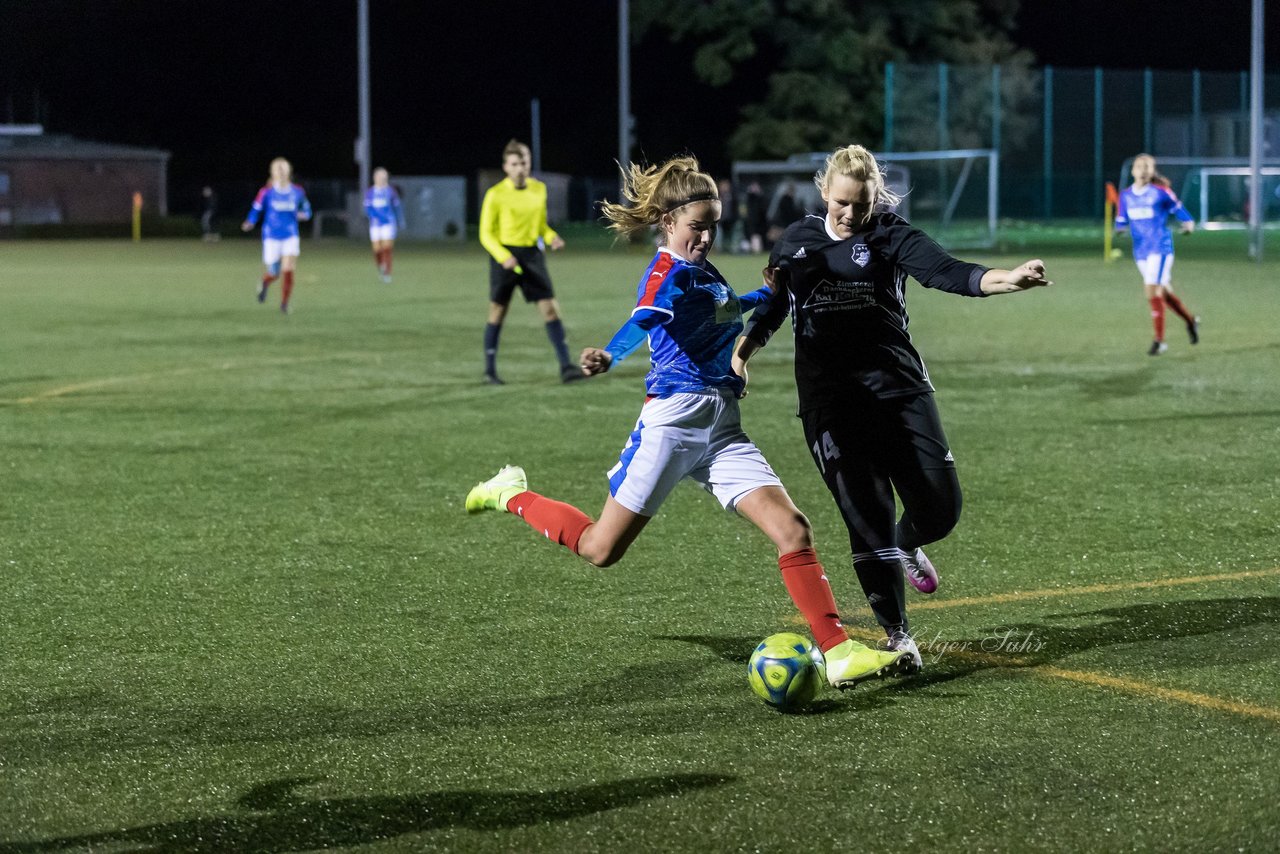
[484,373,506,386]
[560,364,587,383]
[1187,316,1200,345]
[1148,340,1168,356]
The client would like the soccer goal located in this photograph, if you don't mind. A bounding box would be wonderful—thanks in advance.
[1116,156,1280,230]
[731,148,999,249]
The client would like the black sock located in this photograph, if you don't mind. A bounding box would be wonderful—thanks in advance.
[544,319,571,368]
[484,323,502,376]
[852,556,908,636]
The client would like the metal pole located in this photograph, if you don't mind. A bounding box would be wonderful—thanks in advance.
[938,63,949,150]
[884,62,895,151]
[1094,67,1103,218]
[988,149,999,243]
[1043,66,1053,220]
[357,0,371,192]
[531,98,542,173]
[1249,0,1264,260]
[618,0,631,188]
[991,64,1001,154]
[1191,69,1201,159]
[991,66,1001,243]
[1143,67,1153,152]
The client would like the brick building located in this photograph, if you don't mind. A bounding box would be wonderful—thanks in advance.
[0,125,170,227]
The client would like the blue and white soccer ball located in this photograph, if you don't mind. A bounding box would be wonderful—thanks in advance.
[747,632,826,712]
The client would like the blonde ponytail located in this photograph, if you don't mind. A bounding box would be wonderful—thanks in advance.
[600,156,719,239]
[815,145,901,211]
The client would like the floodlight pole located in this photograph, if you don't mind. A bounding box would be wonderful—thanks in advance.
[618,0,631,193]
[357,0,371,193]
[1248,0,1263,260]
[531,98,542,173]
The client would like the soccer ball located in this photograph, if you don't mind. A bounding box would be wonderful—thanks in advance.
[747,632,826,712]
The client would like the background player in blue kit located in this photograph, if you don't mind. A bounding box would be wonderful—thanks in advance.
[1115,153,1200,356]
[464,155,913,690]
[364,167,405,283]
[242,157,312,314]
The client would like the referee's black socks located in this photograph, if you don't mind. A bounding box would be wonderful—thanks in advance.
[545,319,571,369]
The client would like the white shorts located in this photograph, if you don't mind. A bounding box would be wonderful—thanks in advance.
[369,223,397,242]
[607,389,783,517]
[263,236,301,265]
[1136,253,1173,286]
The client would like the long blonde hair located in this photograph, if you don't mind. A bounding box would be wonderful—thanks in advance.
[815,145,901,211]
[600,156,719,239]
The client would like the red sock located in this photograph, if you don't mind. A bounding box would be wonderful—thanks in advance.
[1163,291,1194,322]
[778,548,847,653]
[506,491,592,554]
[263,272,278,286]
[383,248,393,274]
[1148,296,1165,340]
[282,270,295,305]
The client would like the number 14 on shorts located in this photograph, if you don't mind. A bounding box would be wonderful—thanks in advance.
[812,431,840,474]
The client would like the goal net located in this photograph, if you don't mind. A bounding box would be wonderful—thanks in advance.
[731,148,998,250]
[1116,156,1280,230]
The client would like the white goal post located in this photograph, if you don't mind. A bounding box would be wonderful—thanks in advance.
[732,149,999,249]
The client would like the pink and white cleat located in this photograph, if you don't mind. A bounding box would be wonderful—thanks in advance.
[902,548,938,594]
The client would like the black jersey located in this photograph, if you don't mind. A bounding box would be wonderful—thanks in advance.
[744,213,989,409]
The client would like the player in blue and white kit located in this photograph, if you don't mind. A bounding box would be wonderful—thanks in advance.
[465,156,913,690]
[364,167,404,283]
[1115,153,1200,355]
[241,157,312,314]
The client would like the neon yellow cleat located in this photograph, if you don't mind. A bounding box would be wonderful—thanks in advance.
[822,638,914,689]
[465,465,528,515]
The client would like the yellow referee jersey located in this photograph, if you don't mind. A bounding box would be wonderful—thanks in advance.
[478,177,560,264]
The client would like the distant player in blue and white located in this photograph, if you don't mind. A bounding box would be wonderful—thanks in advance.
[242,157,312,314]
[465,155,914,690]
[1115,153,1200,355]
[364,167,404,283]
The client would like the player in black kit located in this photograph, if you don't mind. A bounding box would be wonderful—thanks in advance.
[734,144,1051,669]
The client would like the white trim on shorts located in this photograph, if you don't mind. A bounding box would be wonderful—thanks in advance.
[369,223,397,242]
[1136,253,1173,286]
[263,236,301,265]
[606,389,782,517]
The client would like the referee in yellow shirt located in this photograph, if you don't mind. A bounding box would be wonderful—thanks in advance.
[479,139,582,384]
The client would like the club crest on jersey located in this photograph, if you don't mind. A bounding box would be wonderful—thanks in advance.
[851,243,870,267]
[712,284,739,322]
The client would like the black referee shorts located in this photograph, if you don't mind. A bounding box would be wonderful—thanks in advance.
[489,245,555,305]
[800,390,961,555]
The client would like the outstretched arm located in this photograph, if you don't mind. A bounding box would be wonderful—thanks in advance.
[580,308,667,376]
[978,259,1052,294]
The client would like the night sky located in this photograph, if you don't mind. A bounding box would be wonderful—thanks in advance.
[1,0,1272,202]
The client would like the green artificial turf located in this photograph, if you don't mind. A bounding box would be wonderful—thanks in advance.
[1,233,1277,851]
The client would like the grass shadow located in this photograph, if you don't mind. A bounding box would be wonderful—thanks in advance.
[908,595,1280,686]
[0,773,734,853]
[1076,367,1156,401]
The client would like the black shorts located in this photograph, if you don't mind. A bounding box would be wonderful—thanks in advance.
[800,389,960,554]
[489,245,555,305]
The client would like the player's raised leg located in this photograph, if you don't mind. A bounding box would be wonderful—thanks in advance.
[465,465,650,567]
